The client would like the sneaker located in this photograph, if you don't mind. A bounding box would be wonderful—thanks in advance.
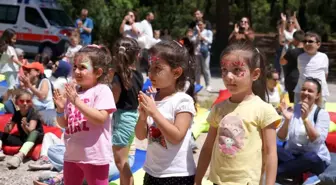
[7,154,23,168]
[0,150,5,161]
[29,156,53,170]
[302,175,321,185]
[206,86,213,92]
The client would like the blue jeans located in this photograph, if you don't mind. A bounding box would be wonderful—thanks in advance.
[277,145,327,178]
[47,144,135,178]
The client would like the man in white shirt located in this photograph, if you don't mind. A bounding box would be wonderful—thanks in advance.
[141,12,154,38]
[138,12,155,75]
[294,32,329,107]
[119,11,142,39]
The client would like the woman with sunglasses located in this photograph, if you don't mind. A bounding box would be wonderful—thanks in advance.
[266,67,285,110]
[279,12,301,49]
[228,17,255,44]
[276,77,330,184]
[0,89,44,168]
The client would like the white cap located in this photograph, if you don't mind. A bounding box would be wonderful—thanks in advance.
[15,48,24,56]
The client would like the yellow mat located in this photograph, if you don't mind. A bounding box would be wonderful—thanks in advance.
[0,74,5,82]
[192,105,210,139]
[109,169,213,185]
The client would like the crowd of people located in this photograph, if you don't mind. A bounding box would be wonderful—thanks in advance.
[0,7,332,185]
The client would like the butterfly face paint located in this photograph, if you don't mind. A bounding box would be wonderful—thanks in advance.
[221,59,248,78]
[148,56,160,66]
[75,55,93,72]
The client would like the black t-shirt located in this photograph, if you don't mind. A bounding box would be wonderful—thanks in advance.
[189,20,212,30]
[113,70,144,110]
[11,108,44,141]
[283,48,305,91]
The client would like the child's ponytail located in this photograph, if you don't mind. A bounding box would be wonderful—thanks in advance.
[251,48,268,102]
[112,37,140,90]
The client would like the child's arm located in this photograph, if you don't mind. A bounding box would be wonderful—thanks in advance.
[262,123,278,185]
[111,80,121,104]
[194,126,217,185]
[21,119,37,133]
[54,89,68,128]
[135,107,148,140]
[65,84,113,125]
[152,111,192,144]
[72,97,110,125]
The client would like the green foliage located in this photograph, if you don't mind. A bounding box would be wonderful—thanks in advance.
[58,0,336,45]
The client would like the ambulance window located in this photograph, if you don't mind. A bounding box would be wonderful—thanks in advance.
[25,7,47,28]
[0,5,19,24]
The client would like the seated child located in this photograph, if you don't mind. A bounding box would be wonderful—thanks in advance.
[0,89,44,168]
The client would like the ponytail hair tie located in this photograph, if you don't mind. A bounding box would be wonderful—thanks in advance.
[119,46,126,53]
[87,44,101,49]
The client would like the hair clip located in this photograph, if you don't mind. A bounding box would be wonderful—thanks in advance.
[179,39,185,46]
[255,47,260,53]
[173,40,183,47]
[87,44,101,49]
[119,46,126,52]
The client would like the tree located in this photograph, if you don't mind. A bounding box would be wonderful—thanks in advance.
[212,0,230,67]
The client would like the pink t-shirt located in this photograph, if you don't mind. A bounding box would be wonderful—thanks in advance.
[64,84,116,165]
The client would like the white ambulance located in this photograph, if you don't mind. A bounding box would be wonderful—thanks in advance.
[0,0,75,57]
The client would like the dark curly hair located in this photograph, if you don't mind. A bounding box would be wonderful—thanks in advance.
[74,45,113,84]
[148,40,197,106]
[111,37,140,90]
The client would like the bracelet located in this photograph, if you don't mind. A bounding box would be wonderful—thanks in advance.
[303,118,309,123]
[56,111,65,117]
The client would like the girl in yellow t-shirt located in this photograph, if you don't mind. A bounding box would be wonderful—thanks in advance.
[194,43,281,185]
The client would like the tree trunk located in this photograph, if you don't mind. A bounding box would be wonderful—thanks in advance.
[212,0,229,68]
[270,0,276,16]
[283,0,288,13]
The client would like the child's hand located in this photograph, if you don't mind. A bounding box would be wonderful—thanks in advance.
[65,83,79,105]
[21,117,28,126]
[138,91,158,117]
[53,89,67,112]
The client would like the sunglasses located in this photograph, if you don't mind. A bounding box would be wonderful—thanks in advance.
[306,77,322,83]
[304,40,317,44]
[18,99,32,104]
[240,21,247,23]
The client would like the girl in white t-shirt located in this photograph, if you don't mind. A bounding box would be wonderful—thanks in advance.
[63,32,82,63]
[0,29,23,90]
[135,40,197,185]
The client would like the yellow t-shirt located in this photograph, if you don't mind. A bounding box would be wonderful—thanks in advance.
[207,95,281,185]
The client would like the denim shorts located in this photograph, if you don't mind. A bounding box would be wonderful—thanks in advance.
[112,109,138,147]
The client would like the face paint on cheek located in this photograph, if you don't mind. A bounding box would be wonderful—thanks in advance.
[81,56,93,72]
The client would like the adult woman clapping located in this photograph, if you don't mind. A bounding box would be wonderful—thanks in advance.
[228,17,255,44]
[277,77,330,184]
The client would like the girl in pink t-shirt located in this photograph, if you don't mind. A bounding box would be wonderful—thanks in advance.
[53,45,116,185]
